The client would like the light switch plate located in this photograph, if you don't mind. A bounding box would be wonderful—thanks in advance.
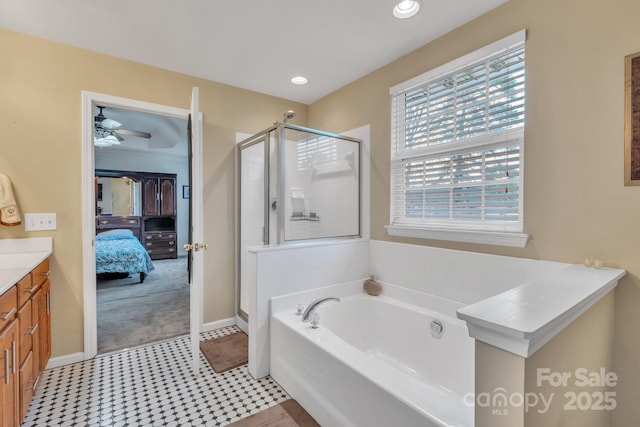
[24,213,57,231]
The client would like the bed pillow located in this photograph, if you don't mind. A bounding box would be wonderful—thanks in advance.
[96,229,135,241]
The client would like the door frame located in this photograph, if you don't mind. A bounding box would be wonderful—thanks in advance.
[81,91,194,359]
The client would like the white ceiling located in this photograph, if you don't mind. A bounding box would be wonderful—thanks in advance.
[0,0,507,105]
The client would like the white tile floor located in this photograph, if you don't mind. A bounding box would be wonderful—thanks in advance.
[22,326,290,426]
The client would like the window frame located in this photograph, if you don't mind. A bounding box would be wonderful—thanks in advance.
[387,30,530,248]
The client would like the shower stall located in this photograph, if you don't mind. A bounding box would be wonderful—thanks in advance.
[236,122,362,321]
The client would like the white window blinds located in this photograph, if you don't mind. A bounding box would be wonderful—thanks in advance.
[390,31,526,234]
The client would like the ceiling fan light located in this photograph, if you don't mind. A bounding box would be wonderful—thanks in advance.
[393,0,421,19]
[94,138,113,147]
[100,118,122,129]
[103,134,121,145]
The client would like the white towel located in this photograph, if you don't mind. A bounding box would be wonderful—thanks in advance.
[0,174,21,226]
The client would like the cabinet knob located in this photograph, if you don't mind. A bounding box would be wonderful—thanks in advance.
[100,220,108,224]
[128,220,136,224]
[146,242,153,247]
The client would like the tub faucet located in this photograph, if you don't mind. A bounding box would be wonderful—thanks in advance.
[301,297,340,322]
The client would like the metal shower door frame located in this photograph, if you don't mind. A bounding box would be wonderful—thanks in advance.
[236,122,363,322]
[236,127,274,322]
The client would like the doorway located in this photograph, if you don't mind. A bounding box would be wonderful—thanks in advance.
[93,105,190,353]
[81,91,202,364]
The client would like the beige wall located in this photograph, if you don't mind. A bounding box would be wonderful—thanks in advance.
[308,0,640,425]
[475,293,615,427]
[0,29,308,358]
[476,341,525,427]
[524,292,616,427]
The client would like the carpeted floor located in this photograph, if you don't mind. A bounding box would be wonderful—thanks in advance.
[97,257,190,354]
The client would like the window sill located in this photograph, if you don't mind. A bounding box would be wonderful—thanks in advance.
[385,225,530,248]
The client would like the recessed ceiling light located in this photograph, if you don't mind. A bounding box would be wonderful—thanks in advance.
[291,76,308,85]
[393,0,421,19]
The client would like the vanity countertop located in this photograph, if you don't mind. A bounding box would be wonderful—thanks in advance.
[0,237,53,295]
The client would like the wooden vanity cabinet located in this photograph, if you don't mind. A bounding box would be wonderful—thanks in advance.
[0,319,19,427]
[0,257,51,427]
[0,285,18,427]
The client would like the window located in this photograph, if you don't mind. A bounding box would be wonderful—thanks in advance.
[387,30,529,247]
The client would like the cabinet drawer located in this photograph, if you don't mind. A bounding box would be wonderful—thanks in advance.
[18,274,36,308]
[31,259,50,289]
[144,232,176,241]
[0,285,17,330]
[96,216,140,227]
[18,300,33,364]
[144,240,176,249]
[146,247,177,256]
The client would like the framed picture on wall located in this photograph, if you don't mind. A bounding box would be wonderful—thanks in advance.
[182,185,190,199]
[624,51,640,185]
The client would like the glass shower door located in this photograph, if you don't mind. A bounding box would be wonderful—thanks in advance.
[238,135,268,319]
[280,126,361,241]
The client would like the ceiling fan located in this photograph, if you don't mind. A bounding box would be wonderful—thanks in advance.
[94,106,152,143]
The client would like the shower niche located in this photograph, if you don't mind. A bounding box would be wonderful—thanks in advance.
[236,123,361,320]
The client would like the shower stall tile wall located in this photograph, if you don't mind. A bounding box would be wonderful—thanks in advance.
[283,133,359,241]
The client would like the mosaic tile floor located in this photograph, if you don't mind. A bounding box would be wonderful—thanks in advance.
[22,326,290,427]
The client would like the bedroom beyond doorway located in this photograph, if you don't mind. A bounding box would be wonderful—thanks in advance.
[96,257,190,354]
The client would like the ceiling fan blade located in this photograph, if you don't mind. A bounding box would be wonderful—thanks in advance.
[112,131,125,142]
[117,128,152,139]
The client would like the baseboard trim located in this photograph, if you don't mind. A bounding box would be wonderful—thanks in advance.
[235,315,248,334]
[46,352,85,370]
[202,317,236,333]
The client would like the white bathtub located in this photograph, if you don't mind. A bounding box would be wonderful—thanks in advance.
[270,282,474,427]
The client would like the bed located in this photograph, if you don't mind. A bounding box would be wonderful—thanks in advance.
[96,229,155,283]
